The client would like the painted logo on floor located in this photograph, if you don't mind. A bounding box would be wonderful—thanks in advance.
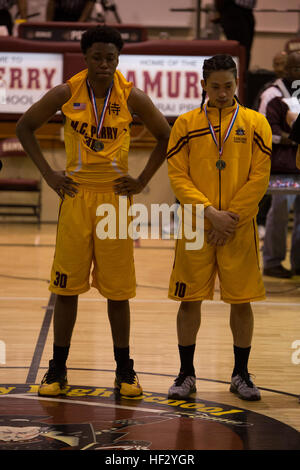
[0,384,299,450]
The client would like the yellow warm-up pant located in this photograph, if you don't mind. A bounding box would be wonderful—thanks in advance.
[169,219,265,304]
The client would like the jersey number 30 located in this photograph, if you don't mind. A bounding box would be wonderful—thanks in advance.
[53,271,68,288]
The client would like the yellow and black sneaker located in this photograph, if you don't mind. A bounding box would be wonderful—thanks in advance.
[114,359,143,397]
[38,360,69,397]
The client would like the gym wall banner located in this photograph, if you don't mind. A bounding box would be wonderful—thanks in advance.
[118,54,239,116]
[0,52,63,114]
[0,52,238,117]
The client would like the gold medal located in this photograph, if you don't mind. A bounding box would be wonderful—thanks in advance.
[94,140,104,152]
[216,159,226,170]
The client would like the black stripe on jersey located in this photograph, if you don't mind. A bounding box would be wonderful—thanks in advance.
[167,126,220,160]
[254,137,272,158]
[254,131,272,155]
[167,126,211,156]
[252,218,260,269]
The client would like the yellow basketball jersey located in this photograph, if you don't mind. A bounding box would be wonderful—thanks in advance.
[62,69,133,185]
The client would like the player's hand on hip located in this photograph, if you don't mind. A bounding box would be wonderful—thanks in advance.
[44,170,79,200]
[113,175,144,196]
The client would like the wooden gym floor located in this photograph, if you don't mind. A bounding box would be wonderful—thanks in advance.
[0,222,299,450]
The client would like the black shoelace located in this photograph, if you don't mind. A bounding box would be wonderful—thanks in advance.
[174,373,189,386]
[241,371,254,388]
[118,367,137,384]
[43,365,66,385]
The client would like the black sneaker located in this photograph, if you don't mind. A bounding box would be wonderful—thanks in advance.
[38,360,68,396]
[263,265,292,278]
[114,359,143,397]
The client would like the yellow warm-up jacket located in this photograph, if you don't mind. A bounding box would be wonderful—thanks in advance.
[167,99,272,227]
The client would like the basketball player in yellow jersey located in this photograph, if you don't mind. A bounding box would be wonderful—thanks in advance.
[167,55,272,401]
[16,25,171,398]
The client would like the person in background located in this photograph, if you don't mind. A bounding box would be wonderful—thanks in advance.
[255,51,287,240]
[262,52,300,278]
[212,0,256,70]
[286,109,300,404]
[273,51,288,79]
[287,110,300,170]
[257,52,289,117]
[46,0,96,22]
[0,0,26,35]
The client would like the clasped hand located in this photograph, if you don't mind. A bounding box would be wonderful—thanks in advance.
[207,209,239,246]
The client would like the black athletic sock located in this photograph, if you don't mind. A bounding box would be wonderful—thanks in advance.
[53,344,69,370]
[232,345,251,377]
[114,346,130,371]
[179,344,196,377]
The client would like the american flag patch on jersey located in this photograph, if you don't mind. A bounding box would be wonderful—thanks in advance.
[73,102,86,110]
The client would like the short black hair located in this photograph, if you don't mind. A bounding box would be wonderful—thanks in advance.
[81,25,124,54]
[202,54,237,82]
[200,54,240,111]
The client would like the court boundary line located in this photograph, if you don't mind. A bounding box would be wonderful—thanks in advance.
[0,296,300,307]
[25,293,55,384]
[0,366,298,399]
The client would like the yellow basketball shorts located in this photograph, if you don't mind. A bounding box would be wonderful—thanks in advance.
[49,188,136,299]
[169,219,265,304]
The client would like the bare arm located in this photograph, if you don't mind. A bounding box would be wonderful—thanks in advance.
[114,87,171,196]
[16,84,79,199]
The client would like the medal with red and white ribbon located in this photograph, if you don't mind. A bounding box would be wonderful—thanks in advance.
[86,78,113,152]
[204,102,239,169]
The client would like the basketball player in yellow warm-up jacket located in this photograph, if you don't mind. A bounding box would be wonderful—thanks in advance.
[16,25,170,398]
[167,54,272,401]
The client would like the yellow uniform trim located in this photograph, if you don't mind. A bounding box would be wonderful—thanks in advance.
[62,69,133,185]
[167,100,272,228]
